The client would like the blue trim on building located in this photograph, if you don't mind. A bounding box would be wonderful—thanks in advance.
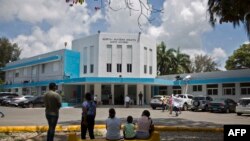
[2,56,61,71]
[64,50,80,79]
[2,76,250,89]
[173,77,250,86]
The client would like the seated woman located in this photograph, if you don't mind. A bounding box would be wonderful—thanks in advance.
[135,110,154,139]
[106,108,122,140]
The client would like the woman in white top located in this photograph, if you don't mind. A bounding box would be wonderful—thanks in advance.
[106,108,122,140]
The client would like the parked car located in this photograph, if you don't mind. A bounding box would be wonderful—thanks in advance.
[18,95,44,108]
[9,95,34,107]
[0,95,19,105]
[176,94,193,111]
[236,97,250,116]
[150,95,169,110]
[191,96,213,111]
[208,98,237,113]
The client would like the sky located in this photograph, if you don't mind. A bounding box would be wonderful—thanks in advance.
[0,0,249,70]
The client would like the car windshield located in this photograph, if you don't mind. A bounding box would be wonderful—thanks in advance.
[239,99,250,105]
[193,97,205,100]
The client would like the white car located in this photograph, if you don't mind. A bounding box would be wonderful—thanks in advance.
[150,95,169,110]
[236,97,250,116]
[176,94,193,111]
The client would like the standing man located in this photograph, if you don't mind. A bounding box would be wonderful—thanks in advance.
[109,94,112,105]
[44,82,62,141]
[125,95,130,108]
[138,91,143,106]
[81,92,96,139]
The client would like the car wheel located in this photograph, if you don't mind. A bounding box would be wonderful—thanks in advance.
[226,108,230,113]
[29,103,34,108]
[237,113,242,116]
[203,105,208,111]
[193,101,200,107]
[152,107,156,110]
[183,103,188,111]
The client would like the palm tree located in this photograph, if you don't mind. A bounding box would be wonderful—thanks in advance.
[157,42,191,75]
[157,42,176,75]
[172,48,191,74]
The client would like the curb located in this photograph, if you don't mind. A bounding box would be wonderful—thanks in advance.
[0,125,223,133]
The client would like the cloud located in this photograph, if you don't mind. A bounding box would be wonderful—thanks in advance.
[211,47,227,61]
[2,0,104,58]
[147,0,212,51]
[105,0,150,32]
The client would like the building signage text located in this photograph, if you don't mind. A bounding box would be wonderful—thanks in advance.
[102,38,137,44]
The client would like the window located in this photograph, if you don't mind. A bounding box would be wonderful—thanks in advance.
[41,64,45,73]
[144,47,147,74]
[144,65,147,74]
[240,83,250,95]
[193,85,202,92]
[23,68,27,76]
[107,63,112,72]
[149,66,152,74]
[117,64,122,72]
[222,83,235,95]
[127,64,132,72]
[53,62,59,72]
[159,86,167,95]
[90,64,94,73]
[83,65,87,74]
[207,84,218,95]
[173,86,182,94]
[32,66,36,75]
[15,71,19,78]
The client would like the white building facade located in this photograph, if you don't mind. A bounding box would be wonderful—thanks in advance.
[1,32,250,105]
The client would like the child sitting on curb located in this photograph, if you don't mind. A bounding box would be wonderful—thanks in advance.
[123,116,136,139]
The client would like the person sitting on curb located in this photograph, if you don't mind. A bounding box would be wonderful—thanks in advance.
[135,110,154,139]
[106,108,123,140]
[123,115,136,139]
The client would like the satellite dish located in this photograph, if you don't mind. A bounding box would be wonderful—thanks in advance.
[184,75,191,80]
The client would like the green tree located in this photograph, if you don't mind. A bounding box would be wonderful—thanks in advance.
[208,0,250,40]
[190,54,220,73]
[0,37,22,81]
[172,48,191,74]
[157,42,191,75]
[157,42,176,75]
[225,43,250,70]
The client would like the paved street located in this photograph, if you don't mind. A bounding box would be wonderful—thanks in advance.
[0,106,249,141]
[1,105,249,127]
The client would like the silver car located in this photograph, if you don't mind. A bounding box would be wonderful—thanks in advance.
[236,97,250,116]
[150,95,169,110]
[191,96,213,111]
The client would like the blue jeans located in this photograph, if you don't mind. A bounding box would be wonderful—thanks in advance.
[46,114,59,141]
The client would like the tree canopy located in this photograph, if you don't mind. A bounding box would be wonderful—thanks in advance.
[190,54,219,73]
[208,0,250,40]
[0,37,22,82]
[157,42,191,75]
[225,43,250,70]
